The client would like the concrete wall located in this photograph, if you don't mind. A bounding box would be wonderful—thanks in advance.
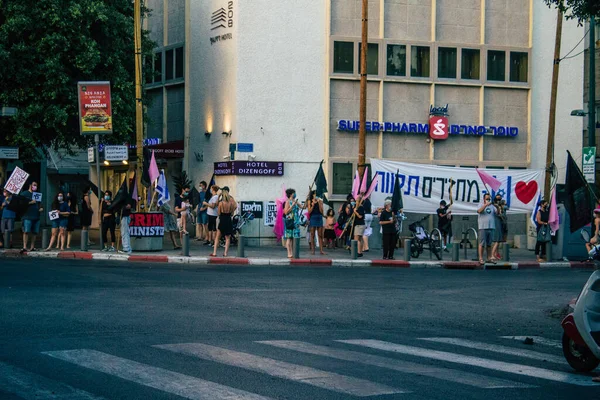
[436,0,480,44]
[384,0,431,41]
[168,0,185,45]
[147,0,164,45]
[485,0,529,47]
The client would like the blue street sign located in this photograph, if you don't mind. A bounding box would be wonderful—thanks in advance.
[237,143,254,152]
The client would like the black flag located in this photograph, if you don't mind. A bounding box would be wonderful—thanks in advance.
[109,175,129,213]
[391,170,403,213]
[141,148,152,188]
[564,151,592,232]
[313,160,328,197]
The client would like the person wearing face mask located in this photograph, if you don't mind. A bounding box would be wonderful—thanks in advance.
[65,192,78,249]
[283,188,304,258]
[20,181,43,253]
[101,190,116,252]
[535,199,550,262]
[46,192,70,251]
[0,188,16,249]
[174,185,191,241]
[80,187,94,246]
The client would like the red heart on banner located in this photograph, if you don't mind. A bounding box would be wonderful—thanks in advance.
[515,181,538,204]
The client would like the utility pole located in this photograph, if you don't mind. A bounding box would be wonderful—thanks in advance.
[358,0,368,178]
[544,7,563,201]
[134,0,144,205]
[589,17,596,152]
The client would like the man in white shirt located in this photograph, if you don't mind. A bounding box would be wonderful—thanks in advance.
[203,185,220,246]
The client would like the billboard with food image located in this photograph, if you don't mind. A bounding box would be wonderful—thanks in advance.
[77,81,112,134]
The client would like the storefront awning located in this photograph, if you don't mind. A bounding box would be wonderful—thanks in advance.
[146,140,184,159]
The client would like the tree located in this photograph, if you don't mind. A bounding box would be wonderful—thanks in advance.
[0,0,155,161]
[544,0,600,22]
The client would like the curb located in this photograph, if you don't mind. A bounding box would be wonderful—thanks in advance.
[1,250,598,270]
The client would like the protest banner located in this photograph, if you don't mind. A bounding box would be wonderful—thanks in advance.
[32,192,42,202]
[369,159,543,215]
[48,210,59,221]
[4,167,29,194]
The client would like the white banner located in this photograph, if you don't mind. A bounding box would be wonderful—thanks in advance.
[370,159,543,215]
[4,166,29,194]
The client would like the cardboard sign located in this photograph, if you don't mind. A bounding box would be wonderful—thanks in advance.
[48,210,59,221]
[241,201,263,218]
[128,212,165,237]
[264,201,277,226]
[5,166,30,194]
[32,192,42,202]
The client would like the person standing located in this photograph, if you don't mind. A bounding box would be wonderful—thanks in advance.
[20,181,43,253]
[196,181,209,242]
[361,194,373,252]
[174,185,191,238]
[46,192,70,251]
[283,188,303,258]
[379,199,397,260]
[101,190,116,252]
[65,192,78,249]
[160,200,182,250]
[0,188,16,248]
[477,193,498,264]
[492,194,508,260]
[118,192,135,255]
[324,209,336,249]
[212,186,237,257]
[203,185,219,247]
[436,200,452,251]
[80,186,94,246]
[535,199,550,262]
[307,190,326,255]
[352,195,366,257]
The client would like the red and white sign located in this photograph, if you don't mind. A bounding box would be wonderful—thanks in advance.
[429,116,449,140]
[4,166,29,194]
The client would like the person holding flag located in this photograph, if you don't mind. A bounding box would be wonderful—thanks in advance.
[118,175,137,255]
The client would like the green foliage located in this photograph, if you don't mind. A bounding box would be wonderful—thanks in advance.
[0,0,156,160]
[544,0,600,23]
[172,170,193,195]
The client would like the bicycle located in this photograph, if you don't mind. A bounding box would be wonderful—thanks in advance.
[408,216,442,260]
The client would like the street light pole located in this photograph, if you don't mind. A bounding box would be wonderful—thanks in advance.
[358,0,368,178]
[589,17,596,151]
[134,0,144,204]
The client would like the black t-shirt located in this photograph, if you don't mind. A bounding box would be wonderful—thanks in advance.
[437,206,451,228]
[175,196,183,218]
[121,198,135,217]
[362,198,372,214]
[354,205,365,226]
[380,210,395,234]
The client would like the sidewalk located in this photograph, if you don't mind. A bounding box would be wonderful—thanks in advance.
[1,229,597,269]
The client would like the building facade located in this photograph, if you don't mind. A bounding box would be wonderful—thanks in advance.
[144,0,585,239]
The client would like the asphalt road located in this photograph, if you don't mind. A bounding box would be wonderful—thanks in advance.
[0,258,597,400]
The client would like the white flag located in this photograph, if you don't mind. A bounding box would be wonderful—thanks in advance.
[155,170,170,207]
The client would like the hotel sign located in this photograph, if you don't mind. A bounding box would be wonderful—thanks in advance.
[214,161,284,176]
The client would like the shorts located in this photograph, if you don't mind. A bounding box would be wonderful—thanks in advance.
[479,229,493,247]
[354,225,366,236]
[59,218,69,229]
[177,218,183,231]
[1,218,15,234]
[51,219,60,229]
[309,214,323,227]
[23,219,40,234]
[208,215,218,232]
[197,211,208,225]
[324,229,336,239]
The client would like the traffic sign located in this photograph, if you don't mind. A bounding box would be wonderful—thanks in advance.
[583,146,596,183]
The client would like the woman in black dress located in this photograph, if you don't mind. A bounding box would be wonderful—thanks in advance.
[65,191,78,249]
[101,190,116,252]
[211,186,237,257]
[80,186,94,246]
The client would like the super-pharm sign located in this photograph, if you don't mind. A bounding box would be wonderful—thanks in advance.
[129,213,165,237]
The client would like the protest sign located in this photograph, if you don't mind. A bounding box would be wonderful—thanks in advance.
[5,167,29,194]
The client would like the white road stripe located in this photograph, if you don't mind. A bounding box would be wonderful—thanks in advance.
[500,336,562,349]
[43,349,272,400]
[420,337,564,364]
[337,339,598,387]
[257,340,533,389]
[0,362,105,400]
[155,342,405,397]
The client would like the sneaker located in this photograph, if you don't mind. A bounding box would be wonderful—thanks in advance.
[108,246,116,252]
[118,250,132,255]
[102,247,109,252]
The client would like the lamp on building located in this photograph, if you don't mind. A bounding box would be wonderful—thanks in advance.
[103,160,110,166]
[570,109,587,117]
[205,130,212,137]
[222,130,232,137]
[248,154,256,161]
[122,160,128,165]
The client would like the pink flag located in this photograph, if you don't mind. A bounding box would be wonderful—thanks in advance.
[359,167,369,194]
[273,184,287,241]
[351,171,360,197]
[148,151,159,184]
[476,168,501,192]
[549,187,559,232]
[363,173,380,200]
[131,175,138,201]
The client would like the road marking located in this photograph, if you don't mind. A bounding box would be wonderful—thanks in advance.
[337,339,598,387]
[420,337,564,364]
[257,340,533,389]
[0,361,105,400]
[155,342,405,397]
[500,336,562,349]
[43,349,272,400]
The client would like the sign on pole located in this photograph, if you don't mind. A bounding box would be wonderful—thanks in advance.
[77,81,112,135]
[4,166,29,194]
[583,146,596,183]
[241,201,263,218]
[0,147,19,160]
[88,147,95,163]
[104,145,128,161]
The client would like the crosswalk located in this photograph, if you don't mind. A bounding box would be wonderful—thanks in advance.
[1,335,598,399]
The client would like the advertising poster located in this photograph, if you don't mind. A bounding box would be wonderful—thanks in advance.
[78,81,112,135]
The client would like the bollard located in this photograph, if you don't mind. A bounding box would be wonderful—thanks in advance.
[350,240,358,260]
[403,239,411,261]
[80,230,89,252]
[463,231,468,261]
[41,229,49,249]
[293,237,300,259]
[3,231,10,249]
[182,233,190,257]
[237,234,245,257]
[452,242,459,261]
[502,244,510,262]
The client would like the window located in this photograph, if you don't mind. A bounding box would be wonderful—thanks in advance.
[153,52,162,83]
[411,46,430,78]
[487,50,505,81]
[175,47,184,79]
[510,52,528,82]
[358,43,379,75]
[387,44,406,76]
[438,47,457,79]
[333,41,354,73]
[461,48,480,80]
[332,163,353,195]
[165,49,174,80]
